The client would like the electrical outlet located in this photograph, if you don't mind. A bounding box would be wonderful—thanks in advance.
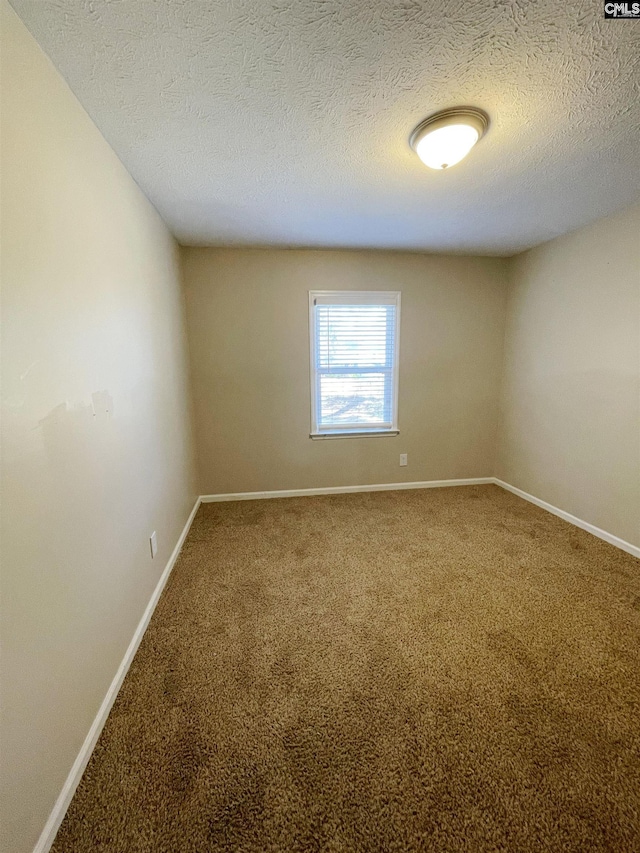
[150,531,158,558]
[400,453,408,467]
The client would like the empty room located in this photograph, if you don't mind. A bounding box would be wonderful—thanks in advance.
[1,1,639,851]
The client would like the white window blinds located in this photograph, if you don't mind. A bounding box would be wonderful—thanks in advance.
[309,291,400,436]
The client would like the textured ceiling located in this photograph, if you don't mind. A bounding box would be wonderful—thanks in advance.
[10,0,640,254]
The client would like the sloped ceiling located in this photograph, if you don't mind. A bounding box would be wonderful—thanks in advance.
[10,0,640,254]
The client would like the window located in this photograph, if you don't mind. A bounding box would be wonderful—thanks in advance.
[309,291,400,438]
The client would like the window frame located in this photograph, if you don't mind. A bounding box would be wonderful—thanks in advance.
[308,290,401,439]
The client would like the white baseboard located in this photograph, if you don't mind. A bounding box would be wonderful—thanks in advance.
[200,477,494,503]
[33,496,201,853]
[202,478,639,559]
[493,479,640,559]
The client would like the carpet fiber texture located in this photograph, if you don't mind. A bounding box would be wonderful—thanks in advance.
[52,485,640,852]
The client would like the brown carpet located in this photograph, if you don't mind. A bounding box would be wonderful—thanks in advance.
[52,485,640,852]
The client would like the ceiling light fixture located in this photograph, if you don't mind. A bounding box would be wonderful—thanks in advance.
[410,107,489,171]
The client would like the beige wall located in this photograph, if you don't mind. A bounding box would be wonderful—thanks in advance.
[183,248,509,494]
[497,204,640,548]
[0,5,197,852]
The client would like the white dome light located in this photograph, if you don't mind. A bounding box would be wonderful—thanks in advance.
[410,108,489,171]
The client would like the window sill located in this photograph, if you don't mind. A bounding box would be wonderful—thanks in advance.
[310,430,399,440]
